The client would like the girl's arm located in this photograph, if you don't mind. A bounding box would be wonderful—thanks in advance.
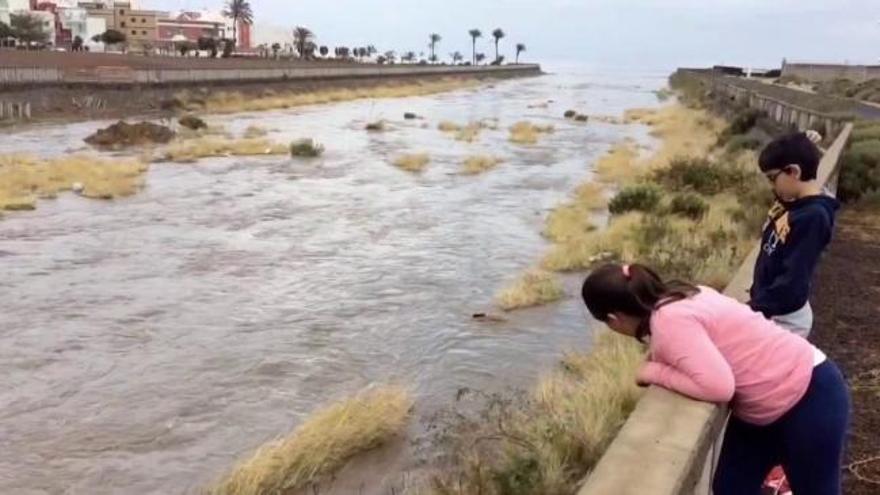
[638,310,735,403]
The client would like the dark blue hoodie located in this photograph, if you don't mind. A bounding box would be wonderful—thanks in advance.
[749,195,840,318]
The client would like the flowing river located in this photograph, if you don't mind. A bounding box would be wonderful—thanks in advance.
[0,68,664,494]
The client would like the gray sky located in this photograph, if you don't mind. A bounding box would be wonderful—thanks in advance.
[150,0,879,71]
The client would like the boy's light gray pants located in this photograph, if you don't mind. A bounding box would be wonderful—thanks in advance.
[772,302,813,338]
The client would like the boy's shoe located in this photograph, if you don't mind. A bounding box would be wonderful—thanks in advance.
[762,466,792,495]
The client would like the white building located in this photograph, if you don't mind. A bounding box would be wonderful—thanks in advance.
[0,0,32,25]
[85,15,106,51]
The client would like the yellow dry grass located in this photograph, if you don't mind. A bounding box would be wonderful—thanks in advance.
[187,78,480,115]
[462,155,503,175]
[455,123,483,143]
[495,269,565,311]
[428,331,645,494]
[508,121,555,145]
[437,121,462,132]
[543,204,597,244]
[158,137,289,163]
[593,143,642,185]
[210,385,412,495]
[0,154,148,211]
[392,153,430,173]
[541,212,644,272]
[572,181,608,211]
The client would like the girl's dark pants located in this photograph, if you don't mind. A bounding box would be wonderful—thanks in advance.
[713,360,851,495]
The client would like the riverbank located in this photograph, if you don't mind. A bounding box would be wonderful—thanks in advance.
[0,62,540,127]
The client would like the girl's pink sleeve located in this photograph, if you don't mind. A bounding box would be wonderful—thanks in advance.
[637,309,735,403]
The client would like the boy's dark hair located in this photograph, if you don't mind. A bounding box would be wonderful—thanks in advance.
[758,132,821,181]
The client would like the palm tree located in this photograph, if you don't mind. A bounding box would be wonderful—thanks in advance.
[222,0,253,49]
[515,43,526,64]
[491,28,505,63]
[468,29,481,65]
[292,26,314,59]
[450,51,463,64]
[428,33,441,64]
[384,50,397,63]
[319,45,329,58]
[475,52,486,65]
[402,51,416,64]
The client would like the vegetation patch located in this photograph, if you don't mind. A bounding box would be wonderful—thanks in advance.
[84,121,175,149]
[392,153,430,173]
[495,270,564,311]
[210,386,412,495]
[365,120,387,132]
[508,121,555,145]
[839,121,880,203]
[668,192,709,220]
[159,137,289,162]
[242,125,269,139]
[289,139,325,158]
[178,115,208,131]
[462,155,503,175]
[427,331,644,495]
[0,154,148,211]
[608,184,663,215]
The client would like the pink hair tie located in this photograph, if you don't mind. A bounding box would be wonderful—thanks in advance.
[622,264,631,279]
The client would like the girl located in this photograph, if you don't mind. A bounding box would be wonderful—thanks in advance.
[581,263,850,495]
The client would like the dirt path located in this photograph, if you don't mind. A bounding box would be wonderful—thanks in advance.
[811,206,880,495]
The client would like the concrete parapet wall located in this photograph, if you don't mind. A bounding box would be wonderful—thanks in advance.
[578,122,853,495]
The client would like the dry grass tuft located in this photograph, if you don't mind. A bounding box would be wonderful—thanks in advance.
[543,204,598,243]
[508,121,555,145]
[187,79,480,115]
[0,154,148,211]
[365,120,387,132]
[462,155,503,175]
[541,212,644,272]
[242,125,269,139]
[159,137,288,163]
[392,153,430,173]
[210,386,412,495]
[496,269,565,311]
[572,181,608,211]
[594,143,642,185]
[438,121,462,132]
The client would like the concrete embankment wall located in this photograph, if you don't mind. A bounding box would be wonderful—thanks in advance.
[0,63,541,87]
[782,62,880,83]
[577,122,853,495]
[0,63,540,124]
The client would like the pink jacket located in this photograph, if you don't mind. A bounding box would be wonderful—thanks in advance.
[638,286,816,425]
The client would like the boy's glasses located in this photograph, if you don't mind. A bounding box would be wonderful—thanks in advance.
[765,170,785,184]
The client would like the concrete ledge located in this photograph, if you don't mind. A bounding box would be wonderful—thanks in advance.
[578,122,853,495]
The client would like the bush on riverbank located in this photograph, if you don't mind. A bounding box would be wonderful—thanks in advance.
[210,386,412,495]
[608,184,662,214]
[495,269,565,310]
[0,154,148,211]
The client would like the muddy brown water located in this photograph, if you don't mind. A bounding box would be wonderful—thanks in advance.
[0,70,664,494]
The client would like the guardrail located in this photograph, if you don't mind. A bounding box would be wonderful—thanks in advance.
[578,122,854,495]
[0,63,541,87]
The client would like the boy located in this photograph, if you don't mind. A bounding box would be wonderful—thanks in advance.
[749,131,839,338]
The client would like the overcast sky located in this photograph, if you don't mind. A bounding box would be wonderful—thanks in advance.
[150,0,879,72]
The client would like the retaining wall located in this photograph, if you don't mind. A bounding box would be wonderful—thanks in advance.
[782,62,880,83]
[0,63,541,87]
[578,122,853,495]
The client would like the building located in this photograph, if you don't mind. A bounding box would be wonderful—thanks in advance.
[80,1,162,51]
[0,0,33,25]
[157,10,225,50]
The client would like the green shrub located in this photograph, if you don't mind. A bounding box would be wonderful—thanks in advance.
[608,184,662,215]
[669,193,709,220]
[716,109,765,147]
[654,157,743,195]
[725,135,762,154]
[839,139,880,203]
[851,124,880,144]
